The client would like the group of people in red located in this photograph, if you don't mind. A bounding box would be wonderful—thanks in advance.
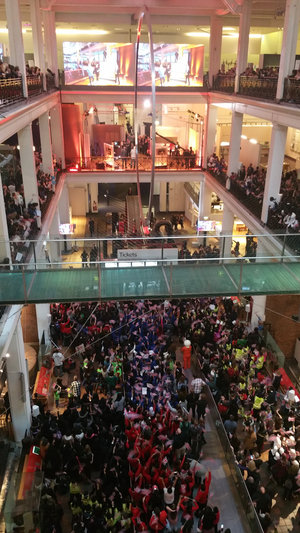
[124,312,228,533]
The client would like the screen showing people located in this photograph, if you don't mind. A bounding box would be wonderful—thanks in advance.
[62,42,135,86]
[138,43,204,87]
[63,42,204,87]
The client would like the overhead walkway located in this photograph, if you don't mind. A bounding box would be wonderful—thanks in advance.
[1,260,300,304]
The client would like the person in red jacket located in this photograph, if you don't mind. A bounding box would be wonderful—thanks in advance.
[181,339,192,370]
[195,470,212,514]
[149,507,167,531]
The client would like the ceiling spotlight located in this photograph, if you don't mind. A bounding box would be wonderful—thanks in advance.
[249,138,258,144]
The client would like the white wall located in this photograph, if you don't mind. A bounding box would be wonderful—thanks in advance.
[69,186,87,216]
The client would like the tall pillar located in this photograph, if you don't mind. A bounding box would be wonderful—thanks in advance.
[227,111,243,175]
[198,177,212,220]
[221,203,234,259]
[0,175,12,266]
[251,295,266,329]
[18,125,41,226]
[43,9,58,86]
[276,0,300,100]
[203,104,218,167]
[39,112,54,176]
[50,105,66,169]
[234,0,252,93]
[30,0,46,89]
[209,16,223,87]
[261,124,287,223]
[89,183,98,214]
[5,0,28,97]
[58,184,70,224]
[6,320,31,442]
[35,303,50,344]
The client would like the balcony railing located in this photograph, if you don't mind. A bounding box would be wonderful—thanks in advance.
[212,74,300,105]
[0,77,23,108]
[67,155,201,172]
[283,77,300,104]
[239,76,278,100]
[26,75,44,97]
[0,73,57,110]
[45,73,56,92]
[212,74,235,93]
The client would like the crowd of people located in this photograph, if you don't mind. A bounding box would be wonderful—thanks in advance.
[24,296,300,532]
[0,61,45,81]
[26,298,251,533]
[207,153,300,244]
[216,64,279,80]
[1,150,59,265]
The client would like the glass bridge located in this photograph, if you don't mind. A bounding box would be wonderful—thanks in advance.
[1,233,300,303]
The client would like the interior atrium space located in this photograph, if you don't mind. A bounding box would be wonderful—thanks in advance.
[1,1,300,532]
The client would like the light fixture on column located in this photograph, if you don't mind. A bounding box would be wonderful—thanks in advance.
[5,352,10,358]
[143,99,151,108]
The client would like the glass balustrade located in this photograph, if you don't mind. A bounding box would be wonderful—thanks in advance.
[0,233,299,303]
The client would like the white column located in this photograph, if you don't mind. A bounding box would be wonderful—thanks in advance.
[39,112,54,176]
[58,184,70,224]
[198,177,212,220]
[89,183,98,214]
[209,16,223,87]
[35,303,50,344]
[6,320,31,442]
[5,0,28,97]
[30,0,46,89]
[50,105,65,169]
[234,0,252,93]
[43,9,58,86]
[203,104,218,167]
[49,209,61,263]
[251,295,266,329]
[228,111,243,175]
[276,0,300,100]
[221,203,234,259]
[261,124,288,223]
[18,125,41,222]
[0,175,12,266]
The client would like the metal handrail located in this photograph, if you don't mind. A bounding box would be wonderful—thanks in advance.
[204,383,264,533]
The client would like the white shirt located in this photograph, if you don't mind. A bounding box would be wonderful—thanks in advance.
[163,487,174,504]
[53,351,64,367]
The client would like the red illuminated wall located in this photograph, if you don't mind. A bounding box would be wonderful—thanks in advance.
[62,104,82,164]
[189,45,204,85]
[119,43,135,84]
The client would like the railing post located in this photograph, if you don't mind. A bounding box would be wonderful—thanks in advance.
[97,261,101,300]
[161,238,165,265]
[238,258,244,295]
[22,266,28,302]
[169,262,173,296]
[281,229,288,262]
[33,241,37,270]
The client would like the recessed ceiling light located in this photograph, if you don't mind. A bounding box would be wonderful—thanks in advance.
[56,29,109,35]
[185,31,209,37]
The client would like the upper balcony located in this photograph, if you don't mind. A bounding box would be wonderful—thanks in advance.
[212,74,300,107]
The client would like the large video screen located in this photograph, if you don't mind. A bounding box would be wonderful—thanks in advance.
[138,43,204,87]
[63,42,204,87]
[63,42,135,86]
